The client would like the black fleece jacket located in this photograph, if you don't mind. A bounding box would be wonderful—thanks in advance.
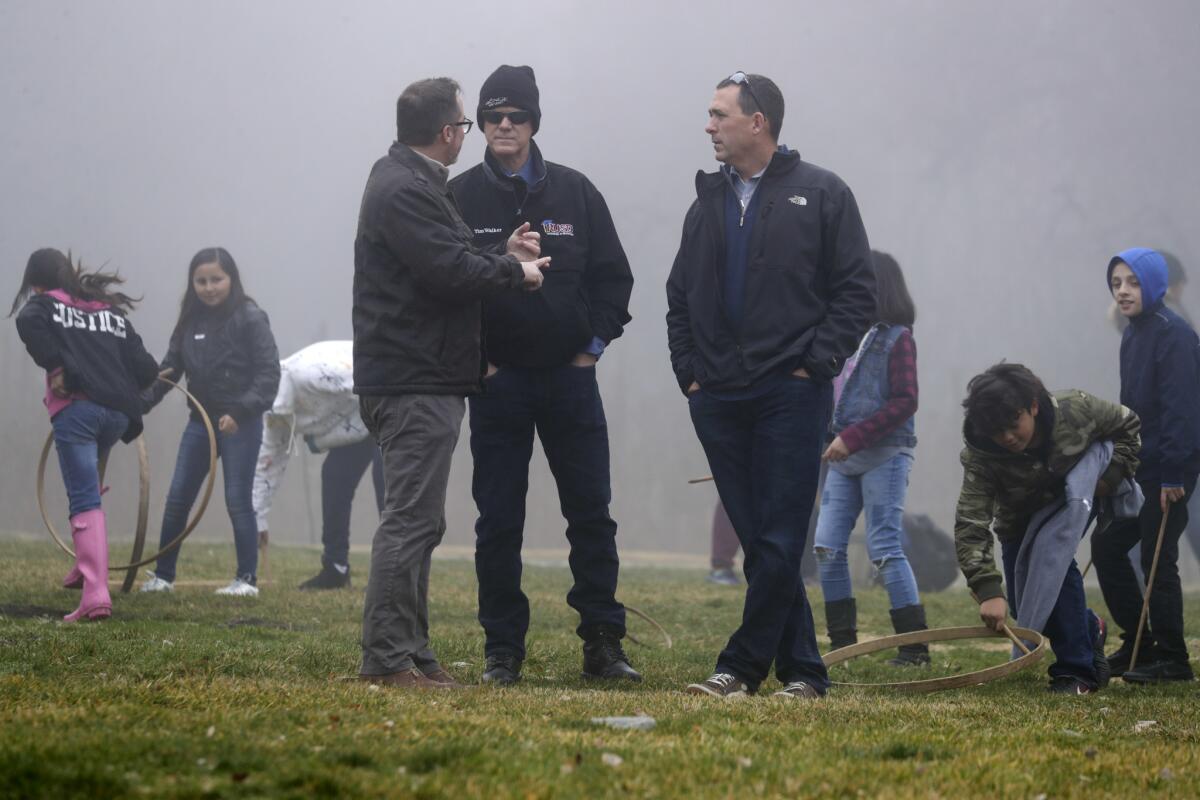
[146,299,280,426]
[666,148,876,393]
[16,291,159,441]
[353,142,525,394]
[449,141,633,368]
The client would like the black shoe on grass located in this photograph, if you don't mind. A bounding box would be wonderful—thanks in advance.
[299,564,351,591]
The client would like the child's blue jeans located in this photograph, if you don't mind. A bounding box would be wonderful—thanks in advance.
[813,451,921,610]
[52,400,130,517]
[153,416,263,583]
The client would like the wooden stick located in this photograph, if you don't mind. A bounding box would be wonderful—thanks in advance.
[1000,623,1032,656]
[1129,506,1171,673]
[687,475,714,484]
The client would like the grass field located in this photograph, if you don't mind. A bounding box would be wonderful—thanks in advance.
[1,537,1198,799]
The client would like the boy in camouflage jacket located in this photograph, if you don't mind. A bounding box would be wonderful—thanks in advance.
[954,363,1140,693]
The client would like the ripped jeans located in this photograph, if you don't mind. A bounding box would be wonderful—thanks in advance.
[813,451,920,610]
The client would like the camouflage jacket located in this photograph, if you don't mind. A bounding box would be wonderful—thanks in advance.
[954,390,1141,601]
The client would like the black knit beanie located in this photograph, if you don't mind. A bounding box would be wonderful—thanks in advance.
[477,65,541,133]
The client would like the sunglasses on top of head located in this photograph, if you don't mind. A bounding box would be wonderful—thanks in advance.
[480,110,533,126]
[726,71,763,114]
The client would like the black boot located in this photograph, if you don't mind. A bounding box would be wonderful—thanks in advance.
[581,625,642,682]
[299,563,351,591]
[481,652,523,686]
[887,604,931,666]
[824,598,858,651]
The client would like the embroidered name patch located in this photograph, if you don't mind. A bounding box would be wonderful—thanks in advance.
[542,220,574,236]
[474,227,503,235]
[483,97,507,108]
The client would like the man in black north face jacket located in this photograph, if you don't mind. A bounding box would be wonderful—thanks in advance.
[449,65,639,686]
[353,77,548,689]
[668,73,874,701]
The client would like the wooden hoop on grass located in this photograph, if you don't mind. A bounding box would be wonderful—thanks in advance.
[823,625,1047,693]
[36,378,218,578]
[624,604,673,649]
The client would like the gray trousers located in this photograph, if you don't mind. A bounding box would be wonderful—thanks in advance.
[358,394,465,675]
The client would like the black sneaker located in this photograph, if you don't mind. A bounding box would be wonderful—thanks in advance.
[582,627,642,682]
[1106,641,1139,677]
[481,652,522,686]
[1048,676,1097,695]
[1091,613,1111,689]
[687,672,754,697]
[1122,659,1196,684]
[299,563,351,591]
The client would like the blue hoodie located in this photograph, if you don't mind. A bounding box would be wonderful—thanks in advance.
[1107,247,1200,486]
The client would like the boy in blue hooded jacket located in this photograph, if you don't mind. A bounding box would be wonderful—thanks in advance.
[1093,247,1200,683]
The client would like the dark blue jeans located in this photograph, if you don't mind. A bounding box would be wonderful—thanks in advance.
[469,364,624,658]
[689,376,831,692]
[321,438,384,567]
[154,416,264,583]
[1092,476,1195,664]
[52,401,130,517]
[1000,539,1099,686]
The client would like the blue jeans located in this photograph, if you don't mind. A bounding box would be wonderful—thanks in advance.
[813,452,921,610]
[154,416,264,583]
[688,376,830,692]
[469,364,624,658]
[320,438,384,567]
[52,401,130,517]
[1001,538,1099,686]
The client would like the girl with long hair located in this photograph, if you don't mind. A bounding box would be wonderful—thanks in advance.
[12,248,160,621]
[141,247,280,596]
[813,251,929,665]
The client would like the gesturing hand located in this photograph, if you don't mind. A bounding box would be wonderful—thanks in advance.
[507,221,541,260]
[521,257,551,290]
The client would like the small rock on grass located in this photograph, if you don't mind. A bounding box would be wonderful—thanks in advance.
[591,716,655,731]
[1133,720,1158,733]
[601,753,623,768]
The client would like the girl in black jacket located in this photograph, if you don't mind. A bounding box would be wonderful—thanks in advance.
[141,247,280,596]
[12,248,160,621]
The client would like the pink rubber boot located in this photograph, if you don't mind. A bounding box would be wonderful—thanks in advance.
[64,508,112,622]
[63,486,108,590]
[62,563,83,590]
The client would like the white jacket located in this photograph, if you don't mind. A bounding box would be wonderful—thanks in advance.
[252,341,368,531]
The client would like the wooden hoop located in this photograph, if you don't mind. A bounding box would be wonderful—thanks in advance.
[36,378,218,576]
[823,625,1047,693]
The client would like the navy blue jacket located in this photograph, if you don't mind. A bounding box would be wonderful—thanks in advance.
[1109,247,1200,486]
[665,148,875,394]
[449,140,633,368]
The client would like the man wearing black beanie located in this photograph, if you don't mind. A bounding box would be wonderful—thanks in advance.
[451,65,639,686]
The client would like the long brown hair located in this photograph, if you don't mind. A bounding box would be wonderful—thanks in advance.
[9,248,139,316]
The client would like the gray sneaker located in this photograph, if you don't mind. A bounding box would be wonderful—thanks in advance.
[686,672,753,697]
[139,571,174,593]
[706,568,740,586]
[773,681,821,699]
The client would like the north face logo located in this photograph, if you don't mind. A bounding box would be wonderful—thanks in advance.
[788,195,807,206]
[483,97,507,108]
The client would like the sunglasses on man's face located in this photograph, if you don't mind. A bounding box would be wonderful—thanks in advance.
[481,110,533,127]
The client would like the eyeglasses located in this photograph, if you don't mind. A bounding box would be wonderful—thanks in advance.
[448,118,474,134]
[727,71,763,115]
[480,110,533,127]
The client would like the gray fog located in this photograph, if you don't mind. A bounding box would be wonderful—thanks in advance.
[3,1,1199,572]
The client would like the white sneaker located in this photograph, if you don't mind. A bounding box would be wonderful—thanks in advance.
[215,578,259,597]
[139,571,174,593]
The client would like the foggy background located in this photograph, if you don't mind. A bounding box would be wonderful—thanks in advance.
[4,1,1200,580]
